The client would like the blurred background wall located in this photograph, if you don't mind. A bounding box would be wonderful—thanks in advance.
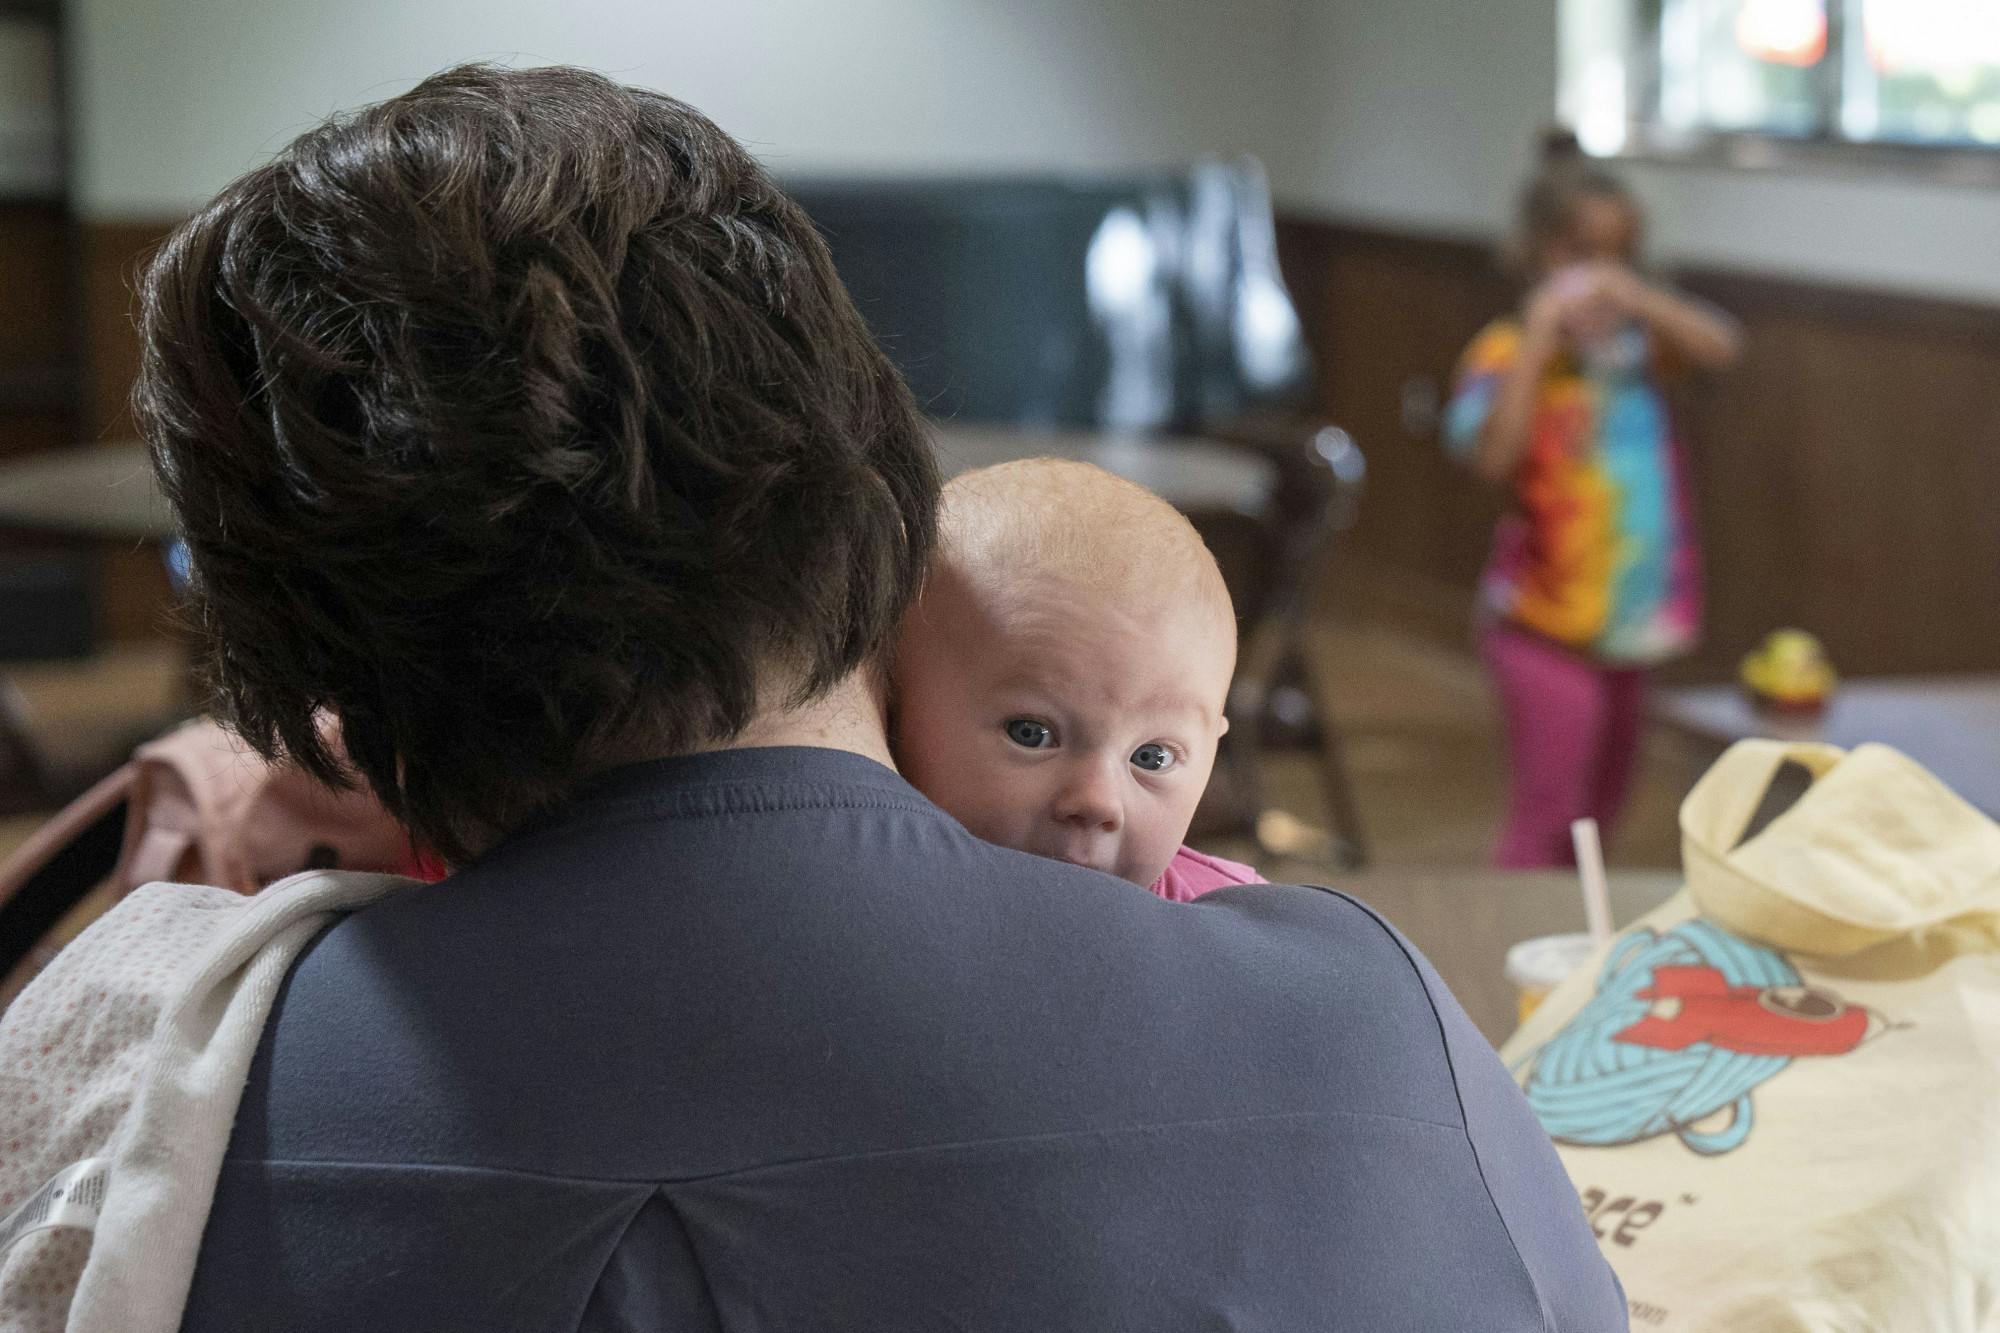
[73,0,2000,301]
[1293,0,2000,300]
[71,0,1311,217]
[7,0,1999,677]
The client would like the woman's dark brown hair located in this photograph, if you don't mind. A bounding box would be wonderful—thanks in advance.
[1505,128,1637,276]
[135,64,939,864]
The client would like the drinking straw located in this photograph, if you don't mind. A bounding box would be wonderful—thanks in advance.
[1570,817,1614,946]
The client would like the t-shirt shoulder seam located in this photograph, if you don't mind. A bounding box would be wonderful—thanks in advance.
[1294,884,1561,1333]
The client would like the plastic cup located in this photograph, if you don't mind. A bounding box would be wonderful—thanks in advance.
[1504,932,1599,1027]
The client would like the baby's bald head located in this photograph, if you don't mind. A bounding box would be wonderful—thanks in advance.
[891,459,1239,889]
[930,458,1238,654]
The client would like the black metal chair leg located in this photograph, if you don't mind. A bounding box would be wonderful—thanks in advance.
[1300,656,1369,870]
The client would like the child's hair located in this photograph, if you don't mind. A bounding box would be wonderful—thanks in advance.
[1505,129,1636,276]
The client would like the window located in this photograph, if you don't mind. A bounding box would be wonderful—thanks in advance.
[0,18,61,197]
[1560,0,2000,166]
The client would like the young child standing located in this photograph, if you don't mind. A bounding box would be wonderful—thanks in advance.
[1445,134,1740,868]
[893,458,1264,901]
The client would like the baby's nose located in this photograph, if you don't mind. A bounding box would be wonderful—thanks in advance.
[1053,758,1123,831]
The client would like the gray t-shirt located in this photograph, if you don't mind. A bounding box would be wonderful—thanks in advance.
[183,746,1624,1331]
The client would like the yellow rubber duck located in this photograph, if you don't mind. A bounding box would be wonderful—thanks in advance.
[1741,629,1837,715]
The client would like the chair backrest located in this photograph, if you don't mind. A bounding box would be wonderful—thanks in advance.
[114,718,434,896]
[0,719,438,1003]
[0,763,131,991]
[785,160,1312,433]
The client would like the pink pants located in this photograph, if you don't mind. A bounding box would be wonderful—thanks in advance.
[1480,622,1648,869]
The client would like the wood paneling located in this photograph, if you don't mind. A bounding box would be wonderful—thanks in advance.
[1277,217,2000,680]
[0,201,76,462]
[78,221,174,442]
[1674,270,2000,679]
[1276,221,1505,618]
[0,412,70,460]
[76,221,178,642]
[0,202,69,373]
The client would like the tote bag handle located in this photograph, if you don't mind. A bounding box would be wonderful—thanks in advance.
[1681,739,2000,956]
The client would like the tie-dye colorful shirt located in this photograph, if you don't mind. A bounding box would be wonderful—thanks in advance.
[1444,318,1701,664]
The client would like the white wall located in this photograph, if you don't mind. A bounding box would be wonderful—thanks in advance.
[73,0,2000,302]
[72,0,1310,220]
[0,18,61,195]
[1286,0,2000,304]
[1287,0,1558,243]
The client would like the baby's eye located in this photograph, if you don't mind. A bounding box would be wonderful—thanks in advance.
[1004,719,1054,749]
[1131,743,1177,773]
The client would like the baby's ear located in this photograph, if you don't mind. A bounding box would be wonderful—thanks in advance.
[1216,715,1230,738]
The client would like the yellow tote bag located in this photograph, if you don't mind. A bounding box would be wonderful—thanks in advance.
[1500,740,2000,1333]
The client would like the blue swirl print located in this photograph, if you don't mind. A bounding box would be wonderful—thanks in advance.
[1522,920,1801,1155]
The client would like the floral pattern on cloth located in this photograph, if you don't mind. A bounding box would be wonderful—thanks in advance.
[0,871,406,1333]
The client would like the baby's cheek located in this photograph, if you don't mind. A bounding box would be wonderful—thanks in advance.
[907,757,978,823]
[890,705,974,801]
[958,767,1039,836]
[1117,814,1176,886]
[1124,847,1180,891]
[1141,784,1207,876]
[955,804,1027,853]
[913,754,1028,844]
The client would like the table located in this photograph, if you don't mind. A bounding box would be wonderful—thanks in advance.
[930,422,1277,517]
[1658,678,2000,817]
[0,441,172,542]
[1300,867,1683,1046]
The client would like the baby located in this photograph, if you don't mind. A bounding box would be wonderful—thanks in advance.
[893,458,1265,901]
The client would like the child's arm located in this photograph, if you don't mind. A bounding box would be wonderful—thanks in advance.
[1465,291,1568,485]
[1600,264,1743,371]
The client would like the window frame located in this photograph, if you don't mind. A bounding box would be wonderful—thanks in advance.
[1580,0,2000,188]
